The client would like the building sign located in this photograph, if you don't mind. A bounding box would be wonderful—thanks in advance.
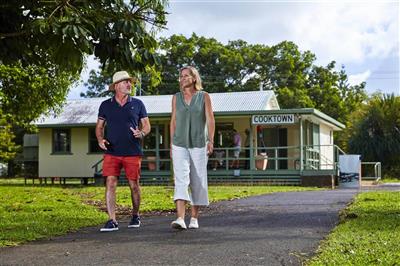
[252,114,295,125]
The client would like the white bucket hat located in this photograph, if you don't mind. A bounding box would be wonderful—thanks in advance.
[109,71,136,91]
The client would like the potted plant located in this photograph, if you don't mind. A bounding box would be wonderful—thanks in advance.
[146,155,157,170]
[255,152,268,170]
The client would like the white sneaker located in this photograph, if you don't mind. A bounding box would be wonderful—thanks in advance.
[188,218,199,229]
[171,217,187,230]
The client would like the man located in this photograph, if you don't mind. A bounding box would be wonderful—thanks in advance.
[230,129,241,169]
[96,70,151,232]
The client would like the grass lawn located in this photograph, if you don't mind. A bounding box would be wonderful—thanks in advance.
[0,179,318,247]
[380,178,400,183]
[307,191,400,265]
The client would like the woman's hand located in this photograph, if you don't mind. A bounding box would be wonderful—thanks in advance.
[207,142,214,155]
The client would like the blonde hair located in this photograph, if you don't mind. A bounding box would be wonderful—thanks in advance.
[179,66,203,91]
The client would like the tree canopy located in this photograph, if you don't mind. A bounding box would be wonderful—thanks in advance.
[0,63,79,161]
[347,94,400,177]
[0,0,168,162]
[156,34,367,124]
[83,34,367,125]
[0,0,168,73]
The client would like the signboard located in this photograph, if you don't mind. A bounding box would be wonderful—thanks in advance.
[252,114,295,125]
[338,154,361,188]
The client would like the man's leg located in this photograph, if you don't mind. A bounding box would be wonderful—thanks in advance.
[105,176,118,221]
[122,156,142,217]
[128,179,141,216]
[100,155,121,231]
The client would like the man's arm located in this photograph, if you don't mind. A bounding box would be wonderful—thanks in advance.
[140,117,151,136]
[95,118,108,150]
[131,116,151,139]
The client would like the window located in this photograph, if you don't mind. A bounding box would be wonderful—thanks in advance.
[215,123,234,147]
[89,128,103,153]
[53,129,71,153]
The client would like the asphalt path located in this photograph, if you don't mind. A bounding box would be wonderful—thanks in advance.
[0,189,360,266]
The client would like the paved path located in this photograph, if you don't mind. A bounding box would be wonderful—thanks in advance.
[1,189,359,266]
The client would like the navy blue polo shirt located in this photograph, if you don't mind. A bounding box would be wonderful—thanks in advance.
[98,96,148,156]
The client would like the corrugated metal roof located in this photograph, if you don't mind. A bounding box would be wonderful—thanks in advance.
[36,90,279,126]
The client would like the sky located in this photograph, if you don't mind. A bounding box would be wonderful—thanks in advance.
[68,0,399,99]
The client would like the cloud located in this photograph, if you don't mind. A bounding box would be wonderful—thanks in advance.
[348,70,371,86]
[68,1,399,99]
[160,1,399,95]
[289,2,399,65]
[162,1,399,66]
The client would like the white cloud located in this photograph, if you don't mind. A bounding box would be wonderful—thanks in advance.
[162,2,399,66]
[161,1,399,95]
[72,1,399,98]
[289,2,399,65]
[348,70,371,86]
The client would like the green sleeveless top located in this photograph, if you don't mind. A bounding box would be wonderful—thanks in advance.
[173,91,207,148]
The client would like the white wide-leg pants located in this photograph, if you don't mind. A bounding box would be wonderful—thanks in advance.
[172,144,209,206]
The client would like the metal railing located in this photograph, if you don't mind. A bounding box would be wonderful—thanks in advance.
[361,162,381,182]
[92,144,342,173]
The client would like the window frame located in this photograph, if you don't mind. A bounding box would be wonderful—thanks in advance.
[88,127,103,154]
[52,128,72,155]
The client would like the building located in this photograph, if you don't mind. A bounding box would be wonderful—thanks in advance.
[35,91,345,186]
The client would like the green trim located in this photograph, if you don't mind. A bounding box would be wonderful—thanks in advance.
[37,108,344,130]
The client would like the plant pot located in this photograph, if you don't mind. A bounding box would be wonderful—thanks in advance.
[255,153,268,170]
[147,156,156,170]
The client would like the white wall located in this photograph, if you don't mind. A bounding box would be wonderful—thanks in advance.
[319,123,334,169]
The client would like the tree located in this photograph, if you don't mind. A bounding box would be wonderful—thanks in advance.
[80,65,162,98]
[81,34,367,128]
[0,101,18,162]
[347,94,400,177]
[156,35,366,122]
[0,0,168,163]
[0,0,168,74]
[80,69,114,98]
[0,63,79,162]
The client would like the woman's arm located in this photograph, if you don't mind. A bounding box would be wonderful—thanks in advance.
[204,92,215,155]
[170,95,177,157]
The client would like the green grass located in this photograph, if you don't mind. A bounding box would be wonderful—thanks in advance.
[0,186,107,247]
[380,178,400,183]
[0,180,319,247]
[308,191,400,265]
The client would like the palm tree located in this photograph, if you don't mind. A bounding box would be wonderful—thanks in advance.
[348,93,400,177]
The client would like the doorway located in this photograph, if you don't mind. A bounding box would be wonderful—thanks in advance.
[262,127,288,169]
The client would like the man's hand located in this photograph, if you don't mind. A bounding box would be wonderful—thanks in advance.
[130,127,145,139]
[98,139,110,150]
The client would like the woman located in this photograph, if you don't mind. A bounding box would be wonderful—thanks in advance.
[170,66,215,229]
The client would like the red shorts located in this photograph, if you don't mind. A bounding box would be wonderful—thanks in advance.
[103,154,142,181]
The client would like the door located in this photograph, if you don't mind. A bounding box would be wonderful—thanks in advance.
[262,127,288,170]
